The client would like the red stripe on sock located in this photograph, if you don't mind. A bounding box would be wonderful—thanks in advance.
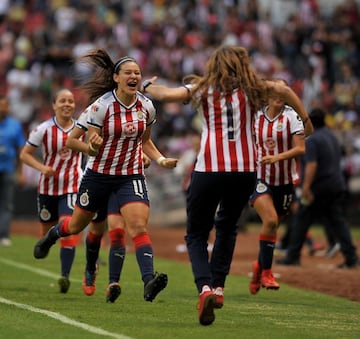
[109,228,126,246]
[87,231,103,244]
[132,232,151,249]
[60,216,71,235]
[61,234,80,247]
[259,233,277,242]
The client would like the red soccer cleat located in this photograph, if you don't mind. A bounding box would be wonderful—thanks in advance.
[261,269,280,290]
[82,265,98,296]
[249,260,262,295]
[197,287,216,326]
[212,287,224,309]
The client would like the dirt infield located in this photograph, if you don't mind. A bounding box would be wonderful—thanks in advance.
[11,220,359,302]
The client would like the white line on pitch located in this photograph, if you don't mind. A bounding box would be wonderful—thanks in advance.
[0,297,133,339]
[0,257,81,282]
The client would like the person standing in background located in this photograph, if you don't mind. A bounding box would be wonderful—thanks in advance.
[141,45,312,326]
[276,107,359,268]
[0,94,26,246]
[20,89,84,293]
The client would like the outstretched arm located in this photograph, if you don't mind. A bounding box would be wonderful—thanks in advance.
[141,76,191,103]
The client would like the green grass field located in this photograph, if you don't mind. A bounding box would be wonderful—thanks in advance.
[1,234,359,339]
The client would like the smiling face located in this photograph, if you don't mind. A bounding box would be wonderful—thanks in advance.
[52,89,75,122]
[113,61,141,103]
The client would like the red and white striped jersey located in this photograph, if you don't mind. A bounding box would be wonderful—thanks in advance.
[86,90,156,175]
[193,87,257,172]
[254,105,304,185]
[26,117,84,195]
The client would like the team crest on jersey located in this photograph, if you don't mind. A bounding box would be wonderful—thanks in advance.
[40,207,51,221]
[265,138,276,150]
[256,182,267,194]
[124,122,137,137]
[276,123,283,131]
[79,191,90,207]
[137,110,145,120]
[59,147,70,160]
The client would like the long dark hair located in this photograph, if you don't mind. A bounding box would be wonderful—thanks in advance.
[76,49,138,103]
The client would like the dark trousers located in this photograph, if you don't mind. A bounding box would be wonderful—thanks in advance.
[286,191,358,264]
[185,171,256,293]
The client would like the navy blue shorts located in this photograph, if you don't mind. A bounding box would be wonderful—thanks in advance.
[249,180,295,216]
[76,169,149,214]
[37,193,76,223]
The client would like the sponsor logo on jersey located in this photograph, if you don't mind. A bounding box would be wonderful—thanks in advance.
[137,110,145,120]
[265,138,276,150]
[124,122,137,137]
[59,147,70,160]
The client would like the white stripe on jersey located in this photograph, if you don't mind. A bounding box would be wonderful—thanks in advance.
[194,87,256,173]
[254,105,304,185]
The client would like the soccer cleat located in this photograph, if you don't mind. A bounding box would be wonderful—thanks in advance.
[33,226,57,259]
[106,282,121,303]
[261,269,280,290]
[212,287,224,309]
[58,276,70,293]
[144,272,168,302]
[249,260,262,295]
[197,289,216,326]
[82,265,99,296]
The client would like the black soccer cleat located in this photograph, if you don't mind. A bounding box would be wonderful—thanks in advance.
[144,272,168,302]
[58,276,71,293]
[33,226,57,259]
[106,282,121,303]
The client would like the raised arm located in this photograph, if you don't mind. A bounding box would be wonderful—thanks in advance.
[141,76,190,102]
[266,81,314,136]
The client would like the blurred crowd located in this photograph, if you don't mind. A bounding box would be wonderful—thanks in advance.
[2,0,360,195]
